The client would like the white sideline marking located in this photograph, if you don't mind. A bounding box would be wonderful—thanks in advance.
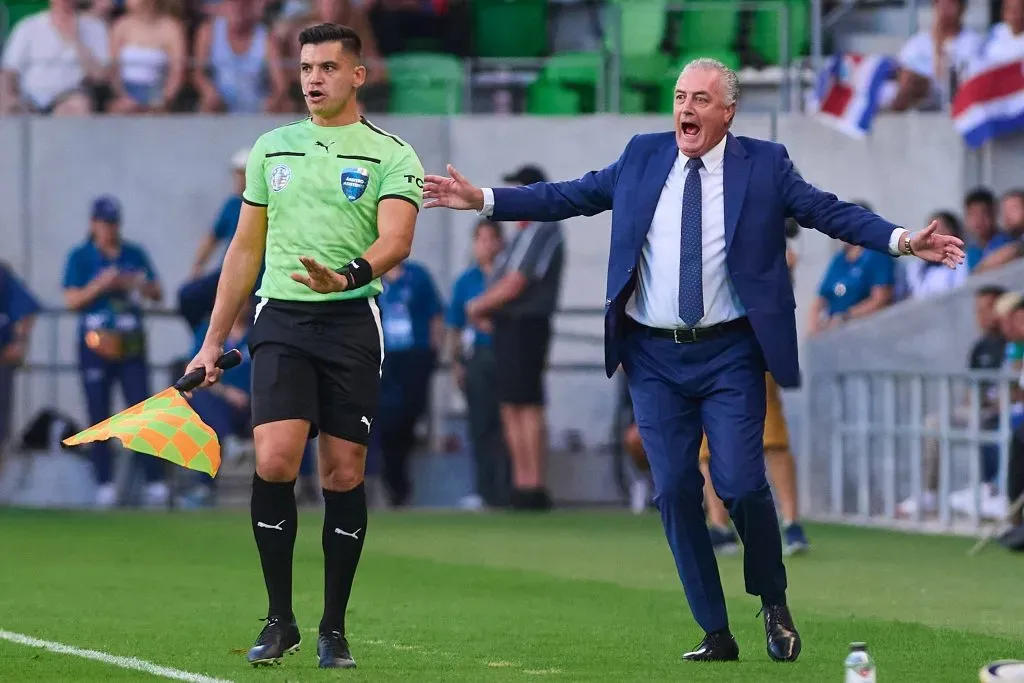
[0,630,233,683]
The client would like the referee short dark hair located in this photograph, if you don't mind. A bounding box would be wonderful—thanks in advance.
[299,23,362,59]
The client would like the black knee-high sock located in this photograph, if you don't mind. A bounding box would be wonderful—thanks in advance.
[320,483,367,634]
[251,474,298,620]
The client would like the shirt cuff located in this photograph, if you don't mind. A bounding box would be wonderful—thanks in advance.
[888,228,909,256]
[478,187,495,217]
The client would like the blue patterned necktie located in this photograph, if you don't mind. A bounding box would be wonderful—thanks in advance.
[678,157,705,326]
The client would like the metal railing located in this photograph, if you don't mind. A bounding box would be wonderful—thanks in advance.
[801,369,1016,534]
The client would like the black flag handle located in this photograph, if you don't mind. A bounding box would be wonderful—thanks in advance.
[173,349,243,393]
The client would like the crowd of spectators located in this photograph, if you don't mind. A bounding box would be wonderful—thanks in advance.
[0,0,470,116]
[808,187,1024,335]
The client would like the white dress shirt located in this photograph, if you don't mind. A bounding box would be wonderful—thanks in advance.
[478,139,908,331]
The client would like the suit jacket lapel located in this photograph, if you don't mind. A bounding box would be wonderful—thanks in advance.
[633,143,677,242]
[723,133,751,253]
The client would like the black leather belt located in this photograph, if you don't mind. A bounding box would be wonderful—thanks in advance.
[631,317,751,343]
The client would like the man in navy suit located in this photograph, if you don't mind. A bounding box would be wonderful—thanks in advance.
[423,58,964,663]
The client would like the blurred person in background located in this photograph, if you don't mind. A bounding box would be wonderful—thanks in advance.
[980,0,1024,62]
[179,147,252,333]
[902,211,970,298]
[271,0,386,112]
[63,195,165,508]
[370,260,443,507]
[446,219,511,510]
[888,0,982,111]
[896,285,1008,518]
[180,297,318,508]
[973,189,1024,272]
[807,202,896,335]
[999,294,1024,551]
[964,188,1012,272]
[0,0,111,115]
[367,0,471,57]
[107,0,188,114]
[0,263,42,460]
[192,0,290,113]
[466,165,564,512]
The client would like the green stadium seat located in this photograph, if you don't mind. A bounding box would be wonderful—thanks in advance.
[619,88,648,113]
[621,52,672,88]
[472,0,547,58]
[749,0,810,64]
[2,1,48,36]
[526,81,581,115]
[386,53,463,114]
[675,2,740,55]
[539,51,604,112]
[604,0,669,57]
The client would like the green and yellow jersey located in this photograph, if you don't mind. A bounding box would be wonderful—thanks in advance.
[242,116,424,302]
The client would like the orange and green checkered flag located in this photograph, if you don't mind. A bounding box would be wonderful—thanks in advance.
[62,350,242,477]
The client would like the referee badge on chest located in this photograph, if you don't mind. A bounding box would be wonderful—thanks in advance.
[341,167,369,201]
[270,164,291,192]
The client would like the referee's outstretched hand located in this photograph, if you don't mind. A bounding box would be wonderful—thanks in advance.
[291,256,348,294]
[423,165,485,211]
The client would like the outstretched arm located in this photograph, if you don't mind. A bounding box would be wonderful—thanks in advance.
[778,147,964,268]
[424,138,634,222]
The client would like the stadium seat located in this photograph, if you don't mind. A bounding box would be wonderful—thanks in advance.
[386,53,464,114]
[539,51,604,112]
[526,81,581,115]
[675,2,740,55]
[749,0,810,64]
[619,87,648,113]
[604,0,669,57]
[621,52,672,89]
[2,1,48,35]
[472,0,547,58]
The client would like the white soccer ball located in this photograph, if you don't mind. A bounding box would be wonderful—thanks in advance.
[980,661,1024,682]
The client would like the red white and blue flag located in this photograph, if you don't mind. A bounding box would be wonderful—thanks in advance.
[807,53,898,138]
[952,57,1024,147]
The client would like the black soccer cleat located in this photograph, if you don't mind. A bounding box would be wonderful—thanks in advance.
[246,616,301,666]
[317,630,357,669]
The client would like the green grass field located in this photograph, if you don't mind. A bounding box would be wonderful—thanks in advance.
[0,508,1020,682]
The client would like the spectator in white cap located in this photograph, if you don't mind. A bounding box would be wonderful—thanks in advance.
[179,147,256,332]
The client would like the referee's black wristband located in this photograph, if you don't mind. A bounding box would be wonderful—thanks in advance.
[335,258,373,290]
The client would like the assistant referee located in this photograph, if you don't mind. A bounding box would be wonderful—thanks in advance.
[186,23,424,671]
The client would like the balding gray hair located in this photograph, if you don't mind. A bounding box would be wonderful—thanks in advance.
[680,58,739,106]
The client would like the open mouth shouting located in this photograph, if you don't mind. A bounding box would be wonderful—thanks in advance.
[680,121,701,140]
[306,89,327,105]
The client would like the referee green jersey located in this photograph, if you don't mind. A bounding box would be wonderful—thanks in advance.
[242,116,424,302]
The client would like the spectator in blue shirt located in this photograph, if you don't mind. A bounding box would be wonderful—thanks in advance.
[974,189,1024,273]
[807,201,896,335]
[446,219,510,510]
[0,262,41,456]
[62,195,164,509]
[963,187,1012,272]
[180,297,318,508]
[370,260,443,507]
[178,148,255,332]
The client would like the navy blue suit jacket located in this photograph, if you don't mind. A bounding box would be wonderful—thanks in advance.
[490,132,900,388]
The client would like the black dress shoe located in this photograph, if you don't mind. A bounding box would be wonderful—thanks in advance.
[681,630,740,662]
[762,603,801,662]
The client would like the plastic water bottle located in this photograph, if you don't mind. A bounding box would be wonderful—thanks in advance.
[844,642,876,683]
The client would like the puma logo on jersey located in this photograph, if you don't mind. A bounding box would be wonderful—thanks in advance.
[315,141,334,152]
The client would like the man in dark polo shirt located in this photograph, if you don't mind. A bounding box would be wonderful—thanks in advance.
[464,164,564,511]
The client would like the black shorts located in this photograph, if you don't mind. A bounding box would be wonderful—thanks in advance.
[248,297,383,445]
[493,315,552,406]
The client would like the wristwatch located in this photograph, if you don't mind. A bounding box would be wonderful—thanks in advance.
[900,230,914,256]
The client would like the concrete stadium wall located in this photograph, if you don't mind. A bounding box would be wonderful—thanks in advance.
[0,112,991,502]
